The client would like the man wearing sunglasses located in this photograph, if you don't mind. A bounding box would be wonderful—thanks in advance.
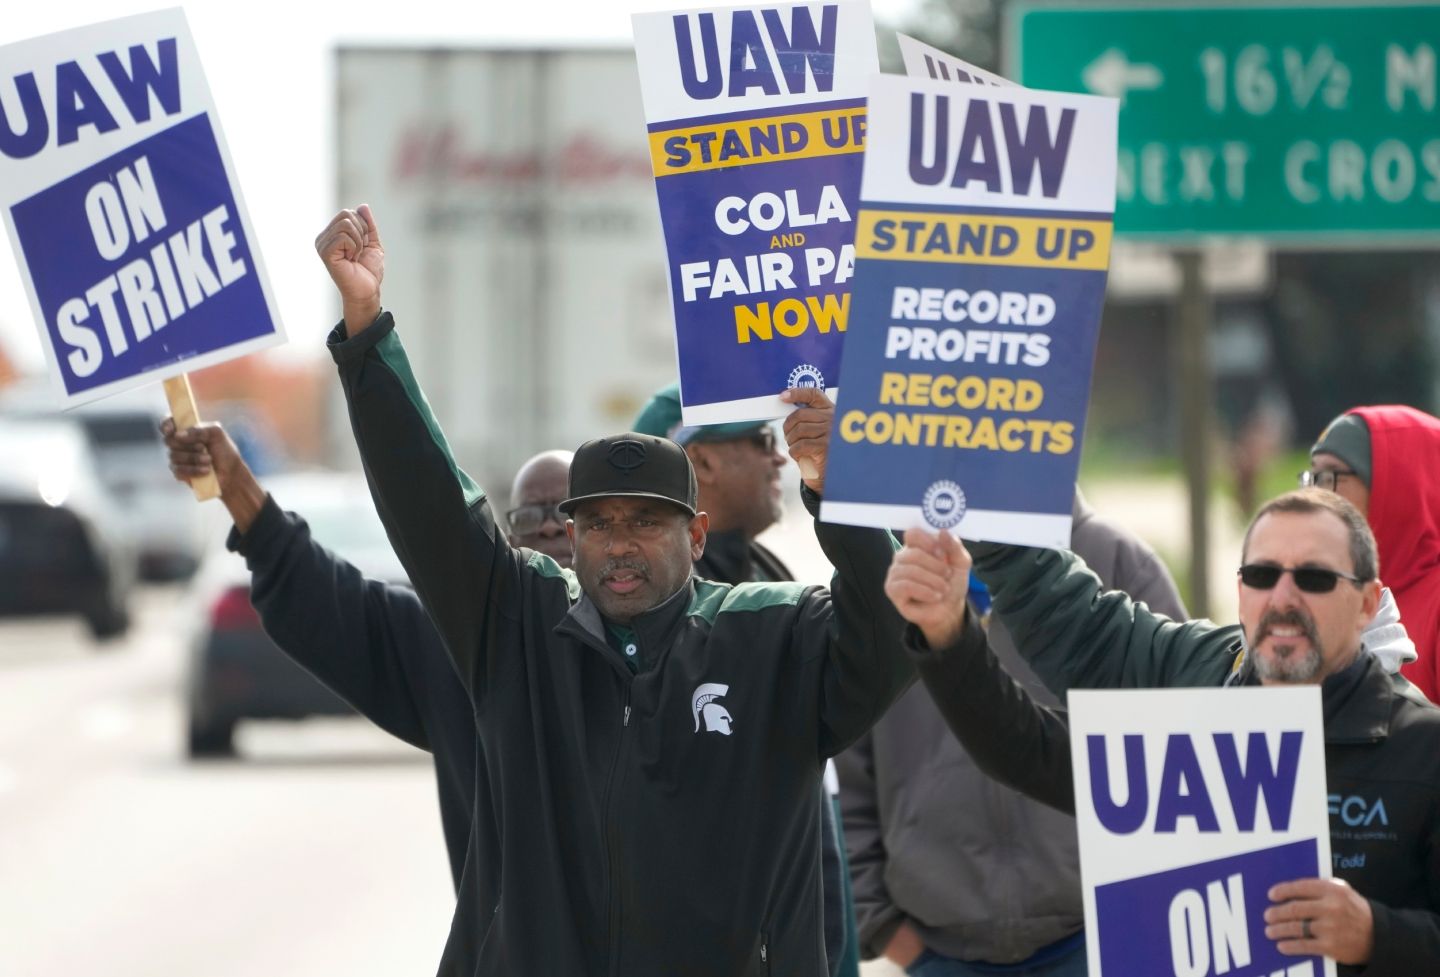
[886,488,1440,974]
[1304,406,1440,702]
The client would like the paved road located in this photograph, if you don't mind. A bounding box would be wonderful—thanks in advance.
[0,588,454,977]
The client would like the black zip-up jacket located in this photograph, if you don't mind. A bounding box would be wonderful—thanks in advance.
[919,543,1440,975]
[229,497,476,889]
[329,313,913,977]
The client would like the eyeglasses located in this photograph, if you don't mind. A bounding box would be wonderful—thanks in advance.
[1237,563,1367,593]
[506,503,565,535]
[1298,469,1359,492]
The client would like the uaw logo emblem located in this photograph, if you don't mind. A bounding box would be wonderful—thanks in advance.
[922,480,967,530]
[691,683,734,736]
[608,439,647,475]
[787,364,824,390]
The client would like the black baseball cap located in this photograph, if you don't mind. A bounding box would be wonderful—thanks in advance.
[559,432,698,516]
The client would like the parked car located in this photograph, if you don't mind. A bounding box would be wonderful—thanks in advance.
[182,471,409,757]
[1,383,206,580]
[0,418,137,640]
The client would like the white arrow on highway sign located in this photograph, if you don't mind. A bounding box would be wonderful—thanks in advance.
[1082,48,1163,103]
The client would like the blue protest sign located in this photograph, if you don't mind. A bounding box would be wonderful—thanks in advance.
[632,1,877,425]
[1071,689,1335,977]
[818,72,1116,547]
[0,10,283,407]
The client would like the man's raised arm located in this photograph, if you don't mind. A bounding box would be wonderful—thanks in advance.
[316,205,521,697]
[968,539,1236,694]
[782,388,913,758]
[163,418,438,749]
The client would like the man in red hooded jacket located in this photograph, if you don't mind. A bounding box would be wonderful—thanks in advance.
[1307,405,1440,700]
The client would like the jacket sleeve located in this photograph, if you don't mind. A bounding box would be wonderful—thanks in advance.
[1362,803,1440,976]
[235,494,436,751]
[329,313,525,700]
[835,732,906,959]
[1363,901,1440,975]
[803,487,915,759]
[911,615,1077,815]
[969,540,1239,695]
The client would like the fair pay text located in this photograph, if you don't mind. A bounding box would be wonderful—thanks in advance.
[679,183,855,345]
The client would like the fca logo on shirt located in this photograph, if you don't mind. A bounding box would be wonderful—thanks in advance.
[692,683,734,735]
[1328,793,1389,827]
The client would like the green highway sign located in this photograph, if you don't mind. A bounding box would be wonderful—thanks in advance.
[1008,2,1440,242]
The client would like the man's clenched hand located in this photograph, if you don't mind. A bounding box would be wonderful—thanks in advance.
[315,204,385,337]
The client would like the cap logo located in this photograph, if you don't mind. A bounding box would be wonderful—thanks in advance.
[608,439,647,475]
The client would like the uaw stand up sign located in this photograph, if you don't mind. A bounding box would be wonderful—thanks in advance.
[820,71,1116,546]
[632,0,876,425]
[1071,688,1334,977]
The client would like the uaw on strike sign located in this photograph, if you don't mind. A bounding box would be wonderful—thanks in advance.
[1071,688,1334,977]
[633,0,876,425]
[0,9,282,407]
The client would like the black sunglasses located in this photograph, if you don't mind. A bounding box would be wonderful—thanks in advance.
[1237,563,1366,594]
[736,428,777,453]
[506,503,566,535]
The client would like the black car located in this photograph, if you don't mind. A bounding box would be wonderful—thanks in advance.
[0,418,136,640]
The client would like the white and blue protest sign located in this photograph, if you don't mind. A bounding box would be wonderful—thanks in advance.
[897,34,1016,89]
[818,72,1117,546]
[0,9,283,408]
[1070,689,1335,977]
[632,0,877,425]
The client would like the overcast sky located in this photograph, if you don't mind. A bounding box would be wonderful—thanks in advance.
[0,0,916,373]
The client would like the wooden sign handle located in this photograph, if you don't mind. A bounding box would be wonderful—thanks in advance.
[162,374,221,501]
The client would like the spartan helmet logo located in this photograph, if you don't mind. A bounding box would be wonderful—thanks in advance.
[691,683,733,736]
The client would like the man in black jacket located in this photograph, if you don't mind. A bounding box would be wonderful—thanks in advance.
[164,419,570,895]
[312,203,912,976]
[883,489,1440,975]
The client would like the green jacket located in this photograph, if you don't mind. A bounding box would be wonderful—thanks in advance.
[967,541,1440,975]
[329,313,913,977]
[971,540,1241,691]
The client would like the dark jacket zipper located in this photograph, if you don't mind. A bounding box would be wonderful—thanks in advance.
[604,686,633,977]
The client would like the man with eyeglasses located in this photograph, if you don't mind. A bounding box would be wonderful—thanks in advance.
[883,487,1440,974]
[502,449,575,567]
[1303,406,1440,702]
